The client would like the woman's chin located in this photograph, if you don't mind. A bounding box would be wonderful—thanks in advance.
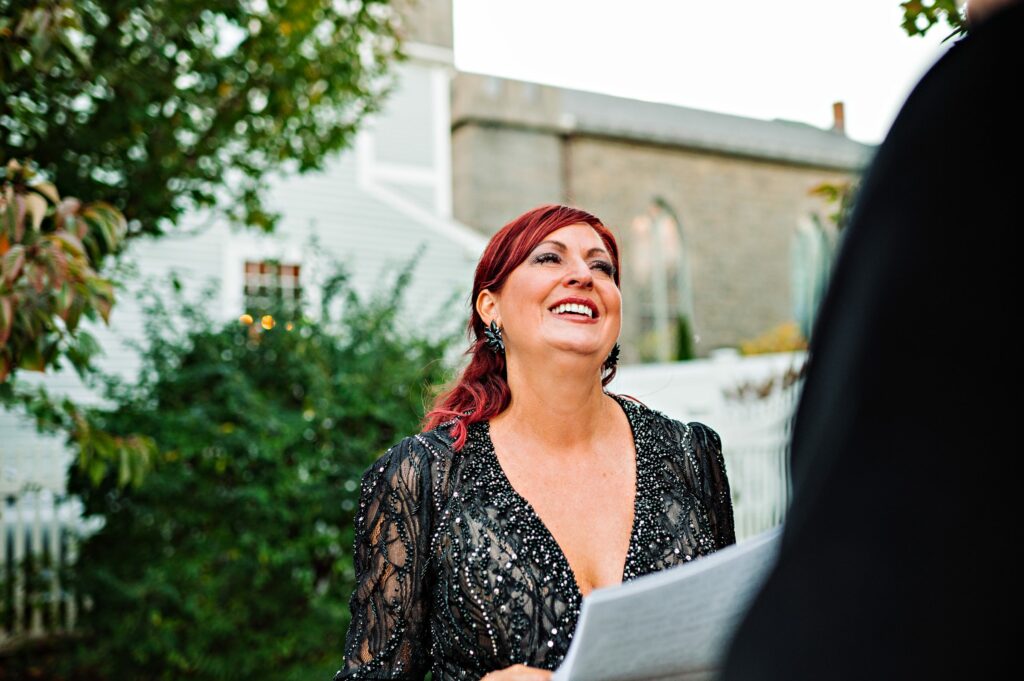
[535,338,610,361]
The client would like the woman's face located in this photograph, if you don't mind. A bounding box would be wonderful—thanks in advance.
[481,222,622,365]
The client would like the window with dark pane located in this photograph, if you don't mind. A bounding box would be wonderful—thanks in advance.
[243,260,302,316]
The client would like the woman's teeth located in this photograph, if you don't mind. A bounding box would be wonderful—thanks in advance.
[552,303,594,318]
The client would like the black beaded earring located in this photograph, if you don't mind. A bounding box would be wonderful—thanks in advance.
[484,320,505,355]
[603,342,621,372]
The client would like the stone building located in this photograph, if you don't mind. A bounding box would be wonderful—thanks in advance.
[451,73,872,360]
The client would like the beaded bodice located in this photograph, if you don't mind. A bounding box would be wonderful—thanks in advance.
[335,394,735,680]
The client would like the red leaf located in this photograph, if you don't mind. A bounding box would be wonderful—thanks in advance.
[1,244,26,285]
[13,192,27,242]
[0,295,13,345]
[52,231,86,257]
[49,247,70,283]
[29,263,45,292]
[54,198,81,232]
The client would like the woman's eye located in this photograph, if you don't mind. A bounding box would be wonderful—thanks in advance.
[533,252,561,264]
[591,261,616,277]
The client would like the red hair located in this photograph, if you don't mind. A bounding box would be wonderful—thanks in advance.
[423,205,622,449]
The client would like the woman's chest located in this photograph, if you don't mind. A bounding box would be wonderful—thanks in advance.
[425,443,717,672]
[428,468,584,672]
[505,459,637,596]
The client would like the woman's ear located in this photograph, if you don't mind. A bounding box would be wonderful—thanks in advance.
[476,289,499,325]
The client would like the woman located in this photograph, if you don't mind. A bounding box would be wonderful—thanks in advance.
[335,205,735,681]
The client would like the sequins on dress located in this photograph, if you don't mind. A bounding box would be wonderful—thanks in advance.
[335,394,736,680]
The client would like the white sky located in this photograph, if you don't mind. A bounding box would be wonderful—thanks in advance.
[452,0,954,144]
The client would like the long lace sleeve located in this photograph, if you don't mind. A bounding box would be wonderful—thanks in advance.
[335,437,433,680]
[686,422,737,550]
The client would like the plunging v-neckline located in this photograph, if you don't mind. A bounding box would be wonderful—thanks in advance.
[481,394,642,600]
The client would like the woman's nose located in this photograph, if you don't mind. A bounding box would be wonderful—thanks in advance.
[564,260,594,288]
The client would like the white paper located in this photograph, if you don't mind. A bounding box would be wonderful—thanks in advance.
[552,526,782,681]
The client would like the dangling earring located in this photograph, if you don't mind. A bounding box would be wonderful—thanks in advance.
[484,320,505,355]
[603,343,621,372]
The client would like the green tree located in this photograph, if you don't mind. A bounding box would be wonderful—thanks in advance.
[48,268,457,680]
[1,0,404,478]
[2,0,402,236]
[900,0,968,38]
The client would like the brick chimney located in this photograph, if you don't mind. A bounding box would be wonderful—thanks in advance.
[832,101,846,135]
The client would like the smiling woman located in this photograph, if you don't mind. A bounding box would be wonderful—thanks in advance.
[333,205,736,681]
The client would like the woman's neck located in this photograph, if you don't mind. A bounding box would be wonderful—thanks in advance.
[492,353,614,456]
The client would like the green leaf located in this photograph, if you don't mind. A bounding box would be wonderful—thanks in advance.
[64,295,84,332]
[18,337,46,372]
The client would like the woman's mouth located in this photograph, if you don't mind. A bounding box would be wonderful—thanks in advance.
[548,298,599,320]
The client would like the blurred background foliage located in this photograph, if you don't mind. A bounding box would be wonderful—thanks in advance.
[899,0,967,39]
[738,321,808,356]
[2,266,458,680]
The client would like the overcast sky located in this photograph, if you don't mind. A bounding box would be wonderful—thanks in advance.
[452,0,953,144]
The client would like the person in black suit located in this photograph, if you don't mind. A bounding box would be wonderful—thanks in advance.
[720,1,1022,679]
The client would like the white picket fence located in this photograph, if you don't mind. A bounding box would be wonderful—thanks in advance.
[613,351,805,540]
[714,385,799,539]
[0,490,91,649]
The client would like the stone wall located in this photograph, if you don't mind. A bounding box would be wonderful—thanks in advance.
[451,73,861,356]
[568,138,850,353]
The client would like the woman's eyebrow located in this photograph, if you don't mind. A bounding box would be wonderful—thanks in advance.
[535,240,567,251]
[535,240,610,258]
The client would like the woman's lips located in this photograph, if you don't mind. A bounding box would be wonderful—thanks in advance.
[548,298,599,318]
[548,308,600,324]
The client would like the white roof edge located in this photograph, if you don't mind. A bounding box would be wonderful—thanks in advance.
[404,41,455,67]
[361,180,487,255]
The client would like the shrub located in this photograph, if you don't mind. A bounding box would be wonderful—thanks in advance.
[738,321,808,356]
[64,267,459,680]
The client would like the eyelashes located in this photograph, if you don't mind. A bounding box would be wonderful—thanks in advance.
[532,252,616,277]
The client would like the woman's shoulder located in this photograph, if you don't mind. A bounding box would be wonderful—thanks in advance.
[611,393,721,450]
[359,423,464,490]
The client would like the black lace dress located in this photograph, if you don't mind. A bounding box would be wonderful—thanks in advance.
[334,394,735,680]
